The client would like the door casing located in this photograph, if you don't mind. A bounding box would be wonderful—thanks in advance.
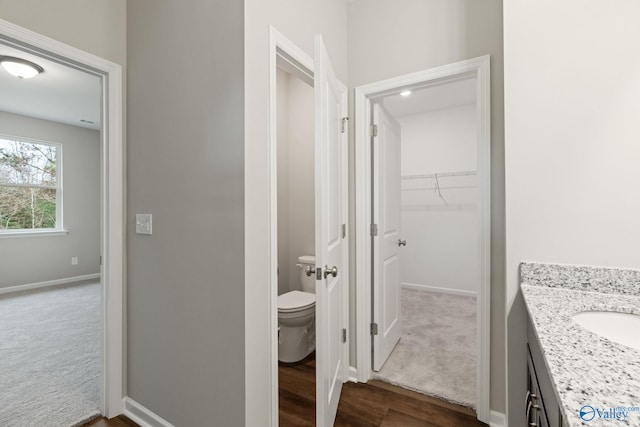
[267,27,350,427]
[354,56,492,423]
[0,18,125,417]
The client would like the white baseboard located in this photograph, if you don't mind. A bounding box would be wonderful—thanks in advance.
[401,282,477,297]
[123,397,174,427]
[489,410,506,427]
[348,366,358,383]
[0,273,100,295]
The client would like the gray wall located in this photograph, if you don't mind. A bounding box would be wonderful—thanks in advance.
[0,111,100,288]
[126,1,245,425]
[0,0,126,69]
[277,69,315,296]
[347,0,506,414]
[276,68,290,295]
[284,73,315,293]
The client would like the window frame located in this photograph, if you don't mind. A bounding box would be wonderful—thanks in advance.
[0,134,65,237]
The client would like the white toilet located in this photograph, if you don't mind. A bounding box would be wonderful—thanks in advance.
[278,255,316,363]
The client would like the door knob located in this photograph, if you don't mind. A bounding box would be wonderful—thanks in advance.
[398,239,407,247]
[323,265,338,279]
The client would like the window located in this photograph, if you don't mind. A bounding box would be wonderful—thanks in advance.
[0,136,61,232]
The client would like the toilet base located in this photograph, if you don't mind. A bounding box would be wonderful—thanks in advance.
[278,316,315,363]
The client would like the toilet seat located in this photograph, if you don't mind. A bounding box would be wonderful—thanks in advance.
[278,290,315,312]
[277,289,316,363]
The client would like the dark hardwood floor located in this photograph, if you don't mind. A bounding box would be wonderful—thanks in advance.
[83,353,485,427]
[81,415,138,427]
[280,353,487,427]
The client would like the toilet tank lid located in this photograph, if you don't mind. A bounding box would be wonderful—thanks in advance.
[278,291,316,311]
[297,255,315,264]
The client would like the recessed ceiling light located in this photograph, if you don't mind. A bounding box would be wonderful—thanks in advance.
[400,90,412,97]
[0,56,44,79]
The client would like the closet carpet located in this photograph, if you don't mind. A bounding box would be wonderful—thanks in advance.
[0,281,101,427]
[373,287,477,408]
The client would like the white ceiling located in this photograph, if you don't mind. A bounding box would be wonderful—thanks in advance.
[0,44,101,130]
[382,77,476,118]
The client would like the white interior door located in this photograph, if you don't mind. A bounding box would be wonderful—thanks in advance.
[372,103,403,371]
[314,34,348,427]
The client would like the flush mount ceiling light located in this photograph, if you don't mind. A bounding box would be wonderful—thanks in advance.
[0,56,44,79]
[400,90,412,97]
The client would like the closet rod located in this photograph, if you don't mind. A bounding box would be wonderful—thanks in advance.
[401,170,477,180]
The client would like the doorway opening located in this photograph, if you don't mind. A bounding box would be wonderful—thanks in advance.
[0,40,103,426]
[354,56,491,423]
[274,37,318,425]
[268,27,349,427]
[0,19,124,421]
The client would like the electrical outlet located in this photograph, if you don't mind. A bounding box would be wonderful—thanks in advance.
[71,257,78,265]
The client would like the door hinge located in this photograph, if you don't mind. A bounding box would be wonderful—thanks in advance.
[370,323,378,336]
[341,224,346,239]
[316,267,322,281]
[341,117,349,134]
[342,328,347,343]
[370,124,378,137]
[370,224,378,237]
[99,256,102,266]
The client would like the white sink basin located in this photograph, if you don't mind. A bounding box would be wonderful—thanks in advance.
[572,311,640,351]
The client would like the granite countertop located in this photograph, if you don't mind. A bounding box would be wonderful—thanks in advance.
[520,262,640,426]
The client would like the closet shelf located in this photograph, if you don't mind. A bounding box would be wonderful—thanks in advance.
[401,170,477,180]
[401,170,477,192]
[401,170,477,208]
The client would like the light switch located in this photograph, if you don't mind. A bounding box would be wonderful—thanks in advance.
[136,214,152,235]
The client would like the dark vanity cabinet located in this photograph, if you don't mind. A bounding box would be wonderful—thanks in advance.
[527,319,565,427]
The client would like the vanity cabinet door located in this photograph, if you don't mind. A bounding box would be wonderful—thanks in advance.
[528,316,565,427]
[527,346,550,427]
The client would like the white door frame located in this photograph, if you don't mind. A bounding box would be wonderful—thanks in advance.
[354,55,491,423]
[267,26,314,427]
[0,19,125,417]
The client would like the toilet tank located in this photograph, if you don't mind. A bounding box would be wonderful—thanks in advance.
[298,255,316,294]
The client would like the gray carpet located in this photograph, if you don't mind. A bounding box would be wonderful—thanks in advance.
[0,281,101,427]
[373,287,477,408]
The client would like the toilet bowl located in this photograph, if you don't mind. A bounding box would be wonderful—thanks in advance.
[278,255,316,363]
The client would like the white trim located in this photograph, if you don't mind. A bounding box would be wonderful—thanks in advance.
[354,56,492,423]
[123,397,174,427]
[0,19,125,418]
[0,229,69,238]
[489,410,507,427]
[354,85,372,384]
[0,273,100,295]
[348,366,359,383]
[401,282,478,297]
[267,26,315,427]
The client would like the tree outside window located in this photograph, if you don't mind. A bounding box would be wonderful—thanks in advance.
[0,137,60,231]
